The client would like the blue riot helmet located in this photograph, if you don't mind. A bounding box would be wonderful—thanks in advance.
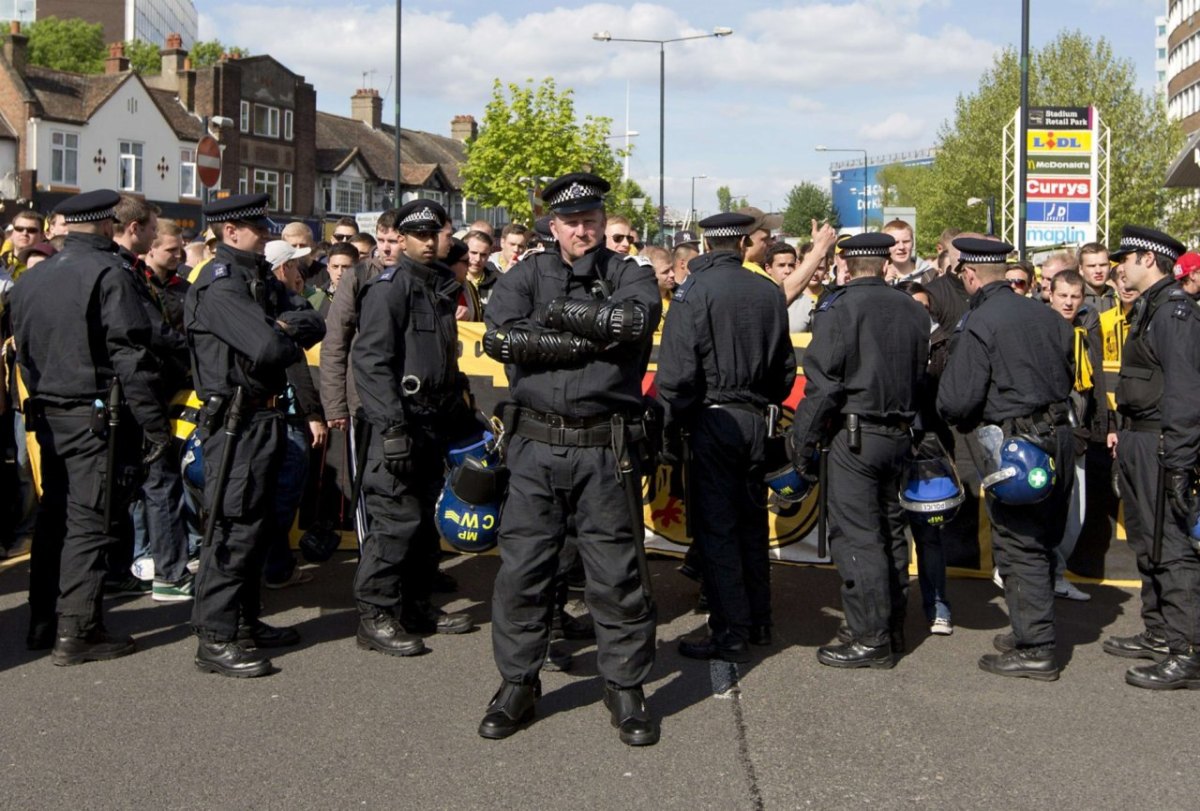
[436,457,507,553]
[181,430,204,491]
[899,434,964,526]
[765,463,814,504]
[447,430,498,468]
[975,425,1056,505]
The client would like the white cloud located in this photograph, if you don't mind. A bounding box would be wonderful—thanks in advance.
[858,112,926,142]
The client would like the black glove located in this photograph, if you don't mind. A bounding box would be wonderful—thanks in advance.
[660,421,683,466]
[382,428,414,477]
[1165,468,1198,528]
[786,432,819,480]
[537,297,649,343]
[483,327,604,366]
[276,309,327,349]
[142,433,170,466]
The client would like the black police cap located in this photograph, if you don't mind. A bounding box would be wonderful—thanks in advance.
[839,232,896,258]
[1109,225,1186,263]
[698,212,755,238]
[203,193,274,228]
[953,237,1014,265]
[534,214,555,243]
[395,199,448,233]
[57,189,120,223]
[541,172,610,214]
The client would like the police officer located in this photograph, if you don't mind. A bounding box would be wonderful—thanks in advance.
[789,233,929,669]
[1105,226,1200,689]
[11,189,170,662]
[185,193,325,678]
[937,237,1075,681]
[351,199,475,656]
[657,212,795,662]
[479,172,661,746]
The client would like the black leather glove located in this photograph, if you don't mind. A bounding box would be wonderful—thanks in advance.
[276,309,327,349]
[483,327,604,366]
[382,428,414,477]
[1165,468,1198,528]
[537,297,649,343]
[142,434,170,466]
[786,432,819,481]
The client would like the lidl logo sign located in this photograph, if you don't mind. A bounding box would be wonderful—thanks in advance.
[1027,130,1092,154]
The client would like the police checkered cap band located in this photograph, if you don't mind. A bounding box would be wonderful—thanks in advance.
[63,207,115,223]
[842,246,890,258]
[1120,235,1181,261]
[399,206,441,229]
[208,205,268,223]
[959,250,1008,264]
[703,225,750,238]
[546,181,603,207]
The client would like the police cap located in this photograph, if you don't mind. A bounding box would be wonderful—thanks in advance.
[1109,224,1186,263]
[395,199,448,233]
[541,172,610,215]
[953,236,1013,265]
[203,193,275,230]
[698,212,755,239]
[56,189,120,223]
[839,232,895,258]
[534,214,555,243]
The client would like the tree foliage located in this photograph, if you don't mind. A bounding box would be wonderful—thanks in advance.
[782,182,838,235]
[606,177,658,240]
[891,30,1183,255]
[25,17,105,73]
[714,185,748,214]
[461,78,637,226]
[125,39,161,74]
[190,40,248,68]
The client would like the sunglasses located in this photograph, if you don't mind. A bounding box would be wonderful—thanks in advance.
[610,233,632,243]
[1009,279,1029,289]
[12,225,40,234]
[332,233,355,241]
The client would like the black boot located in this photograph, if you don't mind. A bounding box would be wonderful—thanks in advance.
[603,684,659,747]
[194,639,272,678]
[551,609,596,641]
[993,632,1016,653]
[1103,630,1169,661]
[478,681,540,739]
[543,639,573,672]
[1125,653,1200,690]
[26,617,57,651]
[978,647,1059,681]
[403,602,473,635]
[51,627,136,666]
[816,640,894,669]
[749,624,772,646]
[237,620,300,649]
[678,632,751,663]
[356,614,427,656]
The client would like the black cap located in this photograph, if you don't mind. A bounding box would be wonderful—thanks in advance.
[57,189,120,224]
[839,233,896,258]
[672,230,700,249]
[953,236,1014,265]
[541,172,610,214]
[534,215,555,243]
[445,237,469,266]
[698,212,755,238]
[203,193,275,229]
[395,199,448,233]
[1109,225,1186,262]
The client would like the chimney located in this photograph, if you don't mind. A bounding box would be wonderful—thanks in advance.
[178,58,196,112]
[451,114,477,143]
[160,32,187,77]
[105,41,129,74]
[350,88,382,129]
[4,20,27,75]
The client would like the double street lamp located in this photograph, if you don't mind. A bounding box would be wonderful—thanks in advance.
[815,145,869,231]
[594,27,734,244]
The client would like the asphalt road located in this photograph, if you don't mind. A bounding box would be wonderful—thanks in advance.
[2,551,1198,810]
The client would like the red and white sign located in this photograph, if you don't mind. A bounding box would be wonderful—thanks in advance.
[1026,177,1091,200]
[197,135,221,189]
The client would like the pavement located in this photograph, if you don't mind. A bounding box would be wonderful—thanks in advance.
[2,551,1200,810]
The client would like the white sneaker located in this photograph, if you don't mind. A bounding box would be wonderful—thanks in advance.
[930,617,954,636]
[991,566,1004,590]
[130,557,155,582]
[186,557,200,575]
[1055,577,1091,601]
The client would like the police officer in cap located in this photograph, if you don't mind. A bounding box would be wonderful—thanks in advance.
[658,212,795,663]
[1105,225,1200,689]
[789,232,929,669]
[11,189,170,662]
[937,237,1075,681]
[186,193,325,677]
[479,172,661,746]
[351,199,475,656]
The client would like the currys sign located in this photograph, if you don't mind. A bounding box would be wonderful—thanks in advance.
[1026,178,1091,200]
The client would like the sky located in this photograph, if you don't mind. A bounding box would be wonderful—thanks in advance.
[201,0,1167,218]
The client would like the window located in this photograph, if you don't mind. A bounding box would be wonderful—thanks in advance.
[253,104,280,138]
[50,131,78,186]
[238,166,248,195]
[240,101,249,133]
[179,148,197,197]
[253,168,280,209]
[119,141,143,192]
[284,109,294,141]
[333,178,365,214]
[320,177,332,212]
[283,172,293,212]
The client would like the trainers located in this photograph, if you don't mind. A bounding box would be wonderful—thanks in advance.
[1054,577,1091,601]
[186,557,201,575]
[152,574,195,602]
[264,568,314,590]
[930,617,954,636]
[130,556,155,582]
[104,575,152,597]
[991,567,1004,590]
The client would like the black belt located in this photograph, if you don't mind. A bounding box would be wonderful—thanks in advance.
[513,408,616,447]
[1121,416,1161,433]
[705,402,763,416]
[849,414,912,431]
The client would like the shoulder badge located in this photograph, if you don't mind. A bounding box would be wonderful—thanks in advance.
[378,266,397,283]
[953,311,971,333]
[211,263,230,280]
[672,275,696,302]
[626,253,653,268]
[816,288,846,313]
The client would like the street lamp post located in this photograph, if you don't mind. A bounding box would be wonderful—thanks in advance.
[815,145,869,231]
[594,27,733,245]
[690,174,707,226]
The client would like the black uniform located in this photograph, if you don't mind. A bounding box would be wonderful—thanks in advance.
[350,256,471,623]
[484,243,661,689]
[938,280,1075,648]
[792,276,929,649]
[1114,276,1200,653]
[656,250,795,648]
[12,231,169,639]
[185,242,321,642]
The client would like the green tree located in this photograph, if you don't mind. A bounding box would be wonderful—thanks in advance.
[781,182,838,235]
[606,177,658,241]
[912,30,1183,256]
[716,185,733,213]
[25,17,105,73]
[125,39,161,74]
[461,78,628,224]
[189,40,248,68]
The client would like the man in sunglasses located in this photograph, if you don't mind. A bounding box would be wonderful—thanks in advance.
[330,217,358,244]
[3,210,45,279]
[605,215,634,255]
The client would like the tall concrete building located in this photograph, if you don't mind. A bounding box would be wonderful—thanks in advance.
[1166,0,1200,133]
[5,0,198,48]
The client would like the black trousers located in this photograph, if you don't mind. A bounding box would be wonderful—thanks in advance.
[690,407,771,643]
[353,430,443,617]
[1116,429,1200,653]
[986,425,1074,648]
[826,426,911,647]
[191,410,285,641]
[491,435,655,688]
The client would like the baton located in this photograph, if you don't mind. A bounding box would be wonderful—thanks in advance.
[202,387,247,548]
[101,377,123,533]
[348,417,373,535]
[817,445,830,559]
[1152,436,1166,566]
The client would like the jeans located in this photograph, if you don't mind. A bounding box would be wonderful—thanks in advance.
[128,451,190,582]
[911,519,951,622]
[263,422,309,584]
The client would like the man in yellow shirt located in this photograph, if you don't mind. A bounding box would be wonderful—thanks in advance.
[736,206,782,281]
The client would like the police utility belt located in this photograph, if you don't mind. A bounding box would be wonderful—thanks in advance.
[1120,415,1161,433]
[511,407,644,447]
[997,402,1070,437]
[198,391,281,432]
